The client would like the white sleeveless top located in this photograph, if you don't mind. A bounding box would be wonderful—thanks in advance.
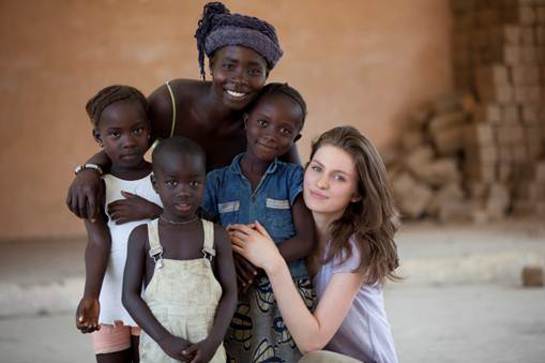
[99,173,162,326]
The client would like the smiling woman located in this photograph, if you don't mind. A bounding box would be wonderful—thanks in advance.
[66,1,297,222]
[230,126,400,363]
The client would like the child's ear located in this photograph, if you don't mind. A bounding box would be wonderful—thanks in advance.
[243,113,249,128]
[92,128,103,147]
[150,173,158,193]
[293,133,302,143]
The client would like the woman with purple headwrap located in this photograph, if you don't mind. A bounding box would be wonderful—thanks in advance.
[66,2,302,361]
[67,2,294,220]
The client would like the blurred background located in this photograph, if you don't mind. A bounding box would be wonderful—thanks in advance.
[0,1,544,362]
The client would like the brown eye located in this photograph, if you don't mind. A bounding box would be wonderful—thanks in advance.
[280,127,292,135]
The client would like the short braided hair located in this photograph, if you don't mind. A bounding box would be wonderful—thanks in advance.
[251,82,307,126]
[85,85,148,126]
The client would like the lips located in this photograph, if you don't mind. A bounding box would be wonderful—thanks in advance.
[174,201,193,213]
[120,152,141,160]
[225,89,247,98]
[256,142,277,151]
[224,88,251,102]
[308,189,328,200]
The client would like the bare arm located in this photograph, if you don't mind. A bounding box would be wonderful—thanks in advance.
[266,257,364,353]
[75,213,110,333]
[276,195,315,263]
[82,216,110,299]
[230,223,364,353]
[148,84,174,141]
[122,225,191,360]
[207,226,237,344]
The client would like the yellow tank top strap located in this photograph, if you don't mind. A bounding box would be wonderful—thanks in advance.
[165,80,177,137]
[201,219,216,261]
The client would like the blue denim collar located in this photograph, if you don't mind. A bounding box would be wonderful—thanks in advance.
[227,153,279,177]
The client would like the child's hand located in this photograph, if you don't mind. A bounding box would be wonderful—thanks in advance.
[182,339,216,363]
[75,297,100,333]
[233,253,258,293]
[157,334,191,361]
[107,191,162,224]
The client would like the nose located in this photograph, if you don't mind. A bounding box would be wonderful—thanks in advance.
[175,183,193,197]
[262,128,278,143]
[121,133,137,149]
[231,66,248,87]
[316,173,329,189]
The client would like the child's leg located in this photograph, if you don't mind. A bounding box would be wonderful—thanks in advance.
[129,327,141,363]
[91,322,135,363]
[96,350,131,363]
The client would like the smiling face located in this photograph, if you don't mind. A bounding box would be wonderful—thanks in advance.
[210,45,269,110]
[244,94,303,162]
[303,144,361,220]
[152,150,206,221]
[94,100,150,170]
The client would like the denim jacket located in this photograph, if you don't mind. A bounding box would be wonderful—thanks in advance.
[202,153,308,279]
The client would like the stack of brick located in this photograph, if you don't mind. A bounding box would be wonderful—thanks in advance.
[450,0,545,218]
[389,94,474,222]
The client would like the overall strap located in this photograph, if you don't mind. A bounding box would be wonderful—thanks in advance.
[201,219,216,261]
[147,219,164,268]
[165,80,177,137]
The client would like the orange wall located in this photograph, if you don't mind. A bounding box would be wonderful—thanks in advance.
[0,0,452,240]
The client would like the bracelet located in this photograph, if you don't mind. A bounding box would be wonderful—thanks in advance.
[74,163,104,176]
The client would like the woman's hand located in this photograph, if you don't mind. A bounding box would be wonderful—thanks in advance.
[107,191,162,224]
[66,170,104,221]
[228,222,283,273]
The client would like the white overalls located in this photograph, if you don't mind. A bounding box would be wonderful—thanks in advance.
[139,218,226,363]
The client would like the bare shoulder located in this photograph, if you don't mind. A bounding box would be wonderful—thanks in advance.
[170,78,211,100]
[128,223,149,249]
[212,223,228,240]
[212,223,230,248]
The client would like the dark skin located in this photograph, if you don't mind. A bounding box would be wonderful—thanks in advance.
[226,94,315,291]
[122,151,237,363]
[66,46,300,222]
[75,100,152,362]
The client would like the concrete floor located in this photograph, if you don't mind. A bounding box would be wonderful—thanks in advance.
[1,285,544,363]
[1,218,544,363]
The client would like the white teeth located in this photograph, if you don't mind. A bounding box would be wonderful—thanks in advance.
[226,90,246,98]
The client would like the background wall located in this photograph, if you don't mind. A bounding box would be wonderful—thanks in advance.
[0,0,453,240]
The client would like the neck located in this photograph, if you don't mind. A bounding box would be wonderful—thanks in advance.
[204,84,239,126]
[240,152,272,178]
[110,160,150,180]
[160,211,198,226]
[312,209,345,246]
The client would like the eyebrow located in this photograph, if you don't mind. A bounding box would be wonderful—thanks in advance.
[310,159,351,175]
[223,57,264,68]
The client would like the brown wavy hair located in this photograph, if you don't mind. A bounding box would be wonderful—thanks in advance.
[309,126,400,284]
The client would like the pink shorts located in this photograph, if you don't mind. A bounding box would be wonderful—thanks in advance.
[91,321,141,354]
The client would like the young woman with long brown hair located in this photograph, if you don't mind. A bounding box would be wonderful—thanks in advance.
[228,126,400,363]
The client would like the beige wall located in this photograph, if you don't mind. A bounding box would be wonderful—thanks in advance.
[0,0,452,240]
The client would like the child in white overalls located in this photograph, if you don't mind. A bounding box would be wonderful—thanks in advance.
[122,136,237,363]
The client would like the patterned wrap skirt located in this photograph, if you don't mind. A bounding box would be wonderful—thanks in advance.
[225,275,315,363]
